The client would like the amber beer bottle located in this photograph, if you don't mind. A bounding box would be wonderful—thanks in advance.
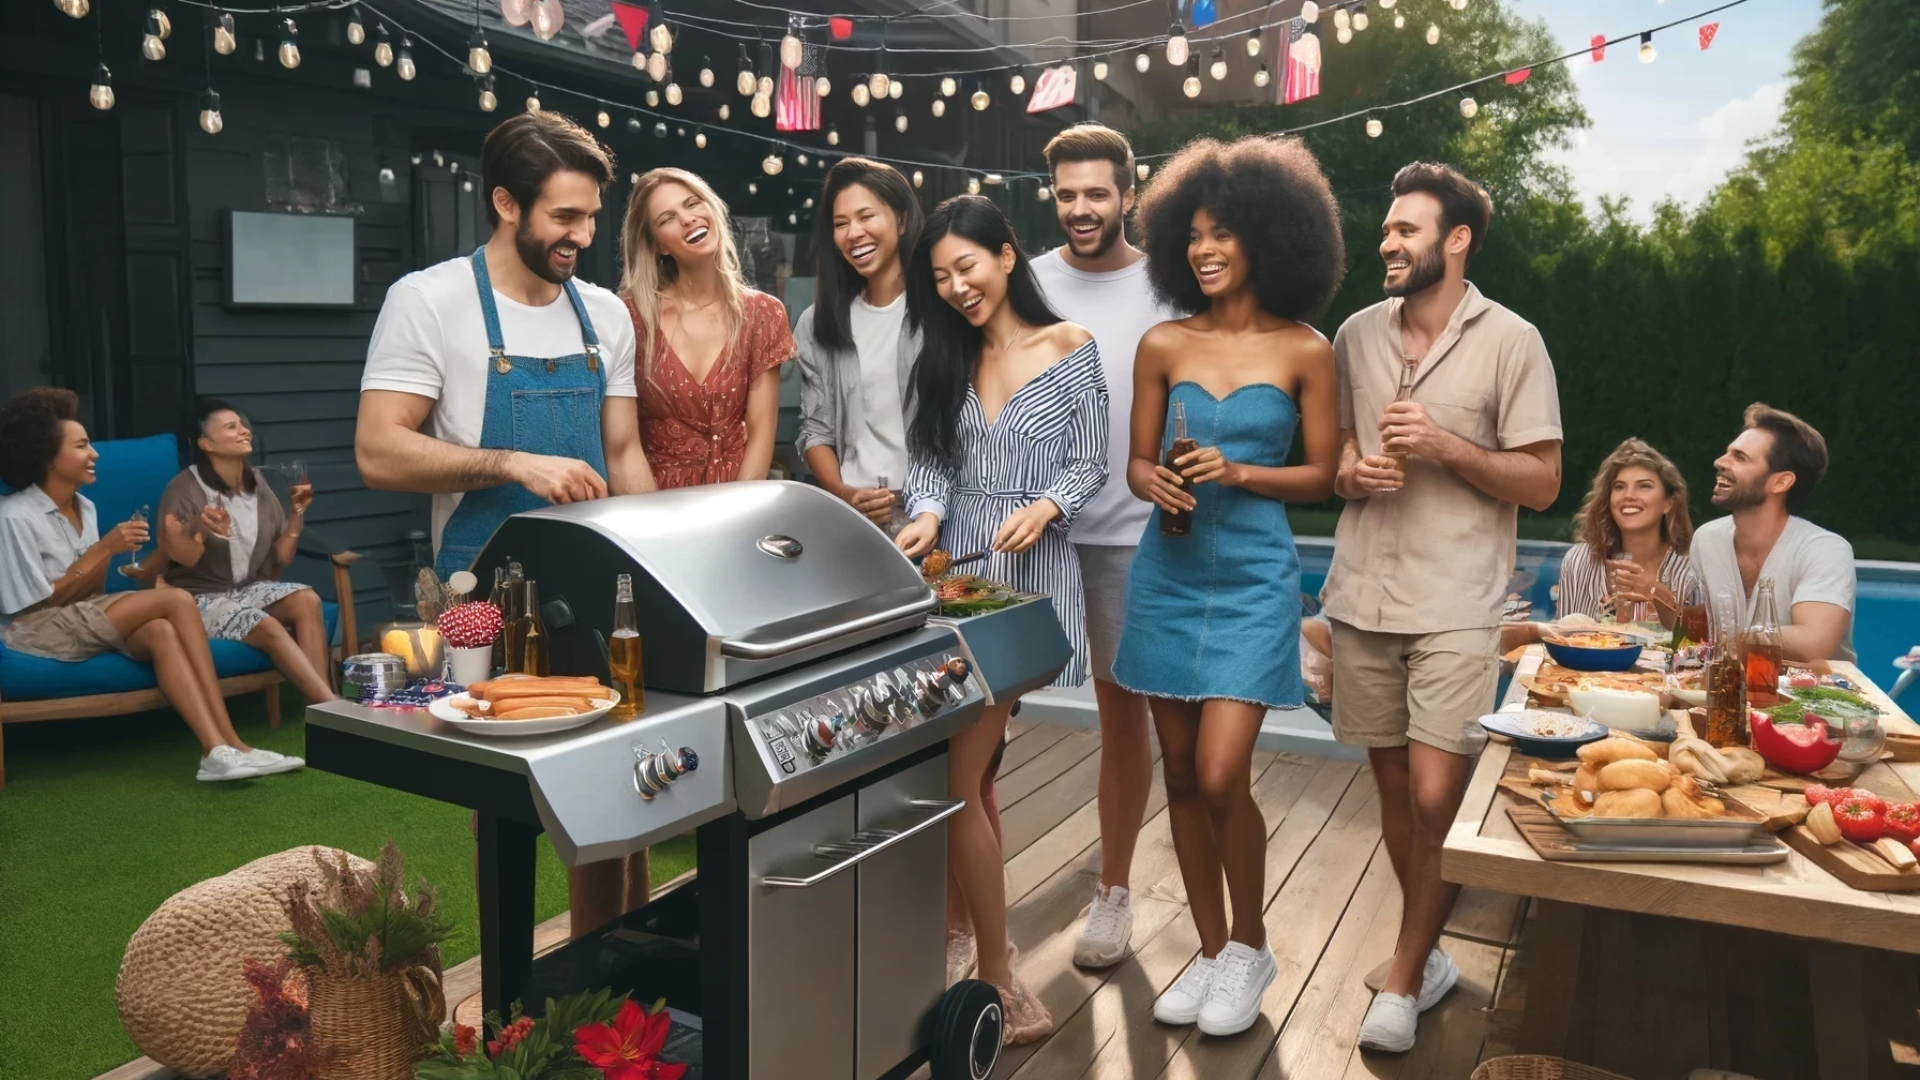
[518,579,549,677]
[1160,400,1199,537]
[1744,578,1785,708]
[608,573,644,718]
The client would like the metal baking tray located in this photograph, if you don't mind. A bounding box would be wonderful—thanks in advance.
[1543,834,1790,864]
[1541,789,1772,848]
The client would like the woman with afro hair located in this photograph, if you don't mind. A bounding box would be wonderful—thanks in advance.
[1108,136,1343,1037]
[0,388,294,781]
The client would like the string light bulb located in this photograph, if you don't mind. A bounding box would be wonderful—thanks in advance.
[650,21,672,55]
[1300,2,1319,22]
[647,50,667,83]
[197,91,222,133]
[894,108,908,133]
[478,75,497,112]
[1426,23,1440,45]
[796,152,807,166]
[762,153,783,176]
[1209,49,1227,80]
[1137,163,1151,181]
[1166,21,1190,66]
[912,170,923,188]
[970,80,989,111]
[1354,8,1369,31]
[747,182,758,195]
[1037,185,1051,202]
[692,56,711,88]
[278,18,300,68]
[941,75,957,97]
[1366,115,1383,137]
[751,91,771,118]
[826,123,839,146]
[1093,58,1109,80]
[597,108,611,128]
[1639,31,1656,63]
[628,114,642,132]
[985,174,1003,186]
[781,31,802,70]
[153,3,170,38]
[1247,35,1262,57]
[869,70,891,99]
[852,83,871,107]
[347,7,365,45]
[1379,0,1394,7]
[57,0,90,18]
[1254,62,1271,87]
[89,62,114,110]
[718,103,731,120]
[816,75,831,97]
[373,24,393,66]
[467,27,490,74]
[526,91,541,112]
[736,45,755,96]
[1338,26,1352,44]
[666,78,683,106]
[1135,51,1151,73]
[1394,12,1405,29]
[142,11,167,61]
[1009,67,1026,95]
[1333,7,1350,31]
[1459,93,1478,118]
[758,73,774,97]
[695,128,707,148]
[654,121,668,138]
[889,79,902,100]
[646,90,658,107]
[931,98,945,117]
[1182,58,1201,98]
[213,11,236,55]
[967,176,981,196]
[390,34,412,79]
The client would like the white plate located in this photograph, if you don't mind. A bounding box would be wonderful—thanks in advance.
[428,689,620,737]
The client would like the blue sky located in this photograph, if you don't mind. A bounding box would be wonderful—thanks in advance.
[1506,0,1823,221]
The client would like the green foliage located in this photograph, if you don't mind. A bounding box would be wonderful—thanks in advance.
[279,842,454,977]
[415,989,633,1080]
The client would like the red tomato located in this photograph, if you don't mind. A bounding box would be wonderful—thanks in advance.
[1802,784,1843,807]
[1833,798,1885,843]
[1885,804,1920,844]
[1846,788,1888,816]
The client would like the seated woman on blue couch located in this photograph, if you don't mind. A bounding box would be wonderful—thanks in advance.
[155,400,337,707]
[0,388,302,782]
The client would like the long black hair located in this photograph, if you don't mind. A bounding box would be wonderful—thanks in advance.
[811,158,924,350]
[188,397,257,495]
[905,195,1062,466]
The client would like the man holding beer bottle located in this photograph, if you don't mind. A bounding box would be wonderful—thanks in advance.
[1322,163,1562,1053]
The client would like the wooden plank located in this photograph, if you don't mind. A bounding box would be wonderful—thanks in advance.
[1513,898,1585,1057]
[2,671,281,724]
[1343,933,1504,1080]
[999,746,1109,859]
[1004,743,1168,905]
[999,721,1076,777]
[1587,909,1712,1079]
[1262,843,1400,1080]
[996,729,1101,809]
[1807,942,1885,1080]
[1444,886,1525,947]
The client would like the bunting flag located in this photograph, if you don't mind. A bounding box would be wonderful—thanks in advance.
[1027,63,1076,113]
[829,16,854,40]
[1282,19,1321,105]
[1504,67,1532,85]
[776,42,821,131]
[1698,22,1720,50]
[1590,33,1607,62]
[609,1,649,53]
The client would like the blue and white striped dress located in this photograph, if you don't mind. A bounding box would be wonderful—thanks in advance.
[906,339,1110,688]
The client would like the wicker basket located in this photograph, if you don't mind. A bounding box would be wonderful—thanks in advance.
[307,965,446,1080]
[1471,1057,1639,1080]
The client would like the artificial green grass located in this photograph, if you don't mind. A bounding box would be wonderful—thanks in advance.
[0,686,695,1080]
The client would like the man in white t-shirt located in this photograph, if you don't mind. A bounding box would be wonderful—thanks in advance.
[357,111,652,579]
[1691,403,1855,661]
[355,111,654,942]
[1030,123,1180,971]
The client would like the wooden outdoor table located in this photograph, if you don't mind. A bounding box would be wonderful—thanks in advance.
[1445,646,1920,1079]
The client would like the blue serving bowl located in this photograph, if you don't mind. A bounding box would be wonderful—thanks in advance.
[1477,711,1608,759]
[1544,640,1644,672]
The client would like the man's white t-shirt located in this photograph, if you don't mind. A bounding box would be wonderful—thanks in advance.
[1690,514,1857,661]
[360,255,638,550]
[1030,249,1180,546]
[840,291,910,490]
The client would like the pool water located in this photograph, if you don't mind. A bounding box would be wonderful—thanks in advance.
[1296,538,1918,687]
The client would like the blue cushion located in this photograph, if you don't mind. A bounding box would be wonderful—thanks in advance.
[1,602,338,704]
[0,433,183,595]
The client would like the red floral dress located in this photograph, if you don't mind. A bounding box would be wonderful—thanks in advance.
[632,290,795,489]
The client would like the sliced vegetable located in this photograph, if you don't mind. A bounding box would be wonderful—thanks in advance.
[1833,798,1885,843]
[1873,837,1918,872]
[1802,783,1843,808]
[1884,803,1920,844]
[1748,711,1843,776]
[1805,802,1843,845]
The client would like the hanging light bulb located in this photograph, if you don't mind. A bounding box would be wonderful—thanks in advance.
[1300,1,1320,22]
[647,50,667,83]
[894,108,908,133]
[758,73,774,97]
[347,7,366,46]
[1138,163,1151,181]
[646,90,659,107]
[1379,0,1394,7]
[373,24,393,66]
[650,21,673,55]
[1009,67,1027,95]
[1166,21,1190,67]
[869,70,891,99]
[1209,49,1227,80]
[931,98,946,118]
[597,108,611,128]
[154,3,171,38]
[796,151,808,166]
[751,91,771,118]
[1425,22,1440,44]
[57,0,90,18]
[1452,0,1467,8]
[912,170,924,188]
[526,91,541,112]
[1247,35,1263,57]
[781,31,802,70]
[213,11,236,55]
[1459,93,1478,118]
[1094,58,1110,80]
[747,181,758,195]
[1365,115,1382,138]
[695,128,707,149]
[763,153,784,176]
[633,50,646,71]
[804,196,814,209]
[1333,7,1350,31]
[666,80,683,106]
[677,125,686,137]
[462,178,474,192]
[1394,12,1405,29]
[142,12,167,61]
[468,27,491,74]
[654,121,668,138]
[1336,26,1352,44]
[253,38,263,62]
[718,103,731,120]
[1037,185,1051,202]
[966,176,980,196]
[1354,8,1369,31]
[194,88,223,134]
[970,80,989,111]
[1182,58,1202,98]
[940,75,957,97]
[89,62,114,110]
[699,57,714,87]
[826,123,840,146]
[1254,62,1271,87]
[628,114,642,132]
[478,75,497,112]
[985,174,1003,186]
[807,75,826,98]
[379,164,395,184]
[889,79,903,100]
[278,18,301,68]
[736,45,755,96]
[851,83,871,107]
[1135,51,1151,73]
[1639,31,1657,63]
[393,35,414,79]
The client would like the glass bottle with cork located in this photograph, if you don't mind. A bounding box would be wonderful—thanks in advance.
[487,563,512,673]
[608,573,644,718]
[1159,399,1199,537]
[1743,578,1784,708]
[1704,587,1748,746]
[516,578,549,676]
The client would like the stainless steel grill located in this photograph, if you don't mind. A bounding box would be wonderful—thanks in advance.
[306,481,1073,1080]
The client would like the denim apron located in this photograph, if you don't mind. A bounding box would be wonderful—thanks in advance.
[433,247,608,578]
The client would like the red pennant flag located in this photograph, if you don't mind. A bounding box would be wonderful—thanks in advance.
[829,16,854,40]
[1698,22,1720,50]
[1504,67,1532,85]
[609,1,649,53]
[1589,34,1607,62]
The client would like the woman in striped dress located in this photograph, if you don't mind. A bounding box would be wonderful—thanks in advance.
[1554,438,1701,627]
[896,195,1108,1045]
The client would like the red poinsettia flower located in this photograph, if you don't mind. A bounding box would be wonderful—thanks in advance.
[575,1000,687,1080]
[454,1023,478,1057]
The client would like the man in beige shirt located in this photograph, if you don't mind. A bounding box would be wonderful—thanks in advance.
[1323,163,1563,1053]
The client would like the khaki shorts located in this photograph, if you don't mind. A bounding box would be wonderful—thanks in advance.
[1,593,132,662]
[1328,620,1499,756]
[1074,543,1133,684]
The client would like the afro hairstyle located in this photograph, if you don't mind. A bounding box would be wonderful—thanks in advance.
[1136,135,1344,322]
[0,387,81,492]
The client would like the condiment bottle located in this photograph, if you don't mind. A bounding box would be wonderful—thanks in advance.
[608,573,643,717]
[1744,578,1784,708]
[1160,399,1198,537]
[1704,587,1748,746]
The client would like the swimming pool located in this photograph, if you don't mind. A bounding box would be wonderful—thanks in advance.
[1295,538,1919,687]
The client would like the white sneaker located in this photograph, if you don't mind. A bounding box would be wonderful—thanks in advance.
[240,747,306,776]
[1197,941,1277,1036]
[1154,956,1219,1026]
[197,745,261,782]
[1415,948,1458,1012]
[1357,992,1418,1053]
[1073,884,1133,969]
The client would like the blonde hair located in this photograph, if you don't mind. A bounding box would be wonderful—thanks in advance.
[619,167,749,374]
[1574,438,1696,556]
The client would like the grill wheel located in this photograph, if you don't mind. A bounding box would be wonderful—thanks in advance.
[932,978,1003,1080]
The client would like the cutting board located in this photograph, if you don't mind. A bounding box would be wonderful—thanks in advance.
[1780,826,1920,891]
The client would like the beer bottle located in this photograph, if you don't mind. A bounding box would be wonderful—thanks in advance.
[519,579,549,677]
[1160,400,1199,537]
[608,573,644,717]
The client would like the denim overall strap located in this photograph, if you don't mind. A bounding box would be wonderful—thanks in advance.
[434,248,609,578]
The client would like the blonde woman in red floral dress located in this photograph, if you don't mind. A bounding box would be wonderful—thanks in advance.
[621,168,794,487]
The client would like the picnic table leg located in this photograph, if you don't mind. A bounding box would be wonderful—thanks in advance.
[1807,942,1889,1080]
[1516,898,1587,1057]
[475,810,539,1020]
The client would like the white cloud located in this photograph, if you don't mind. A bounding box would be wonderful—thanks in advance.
[1667,81,1787,206]
[1550,81,1787,222]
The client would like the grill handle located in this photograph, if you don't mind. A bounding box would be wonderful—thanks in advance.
[760,798,964,889]
[719,592,938,661]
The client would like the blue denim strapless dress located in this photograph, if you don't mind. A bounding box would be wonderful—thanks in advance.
[1111,381,1304,709]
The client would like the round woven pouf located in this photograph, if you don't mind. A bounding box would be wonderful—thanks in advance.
[116,847,374,1077]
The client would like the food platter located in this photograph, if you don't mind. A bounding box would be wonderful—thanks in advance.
[931,574,1022,617]
[1541,787,1771,847]
[1478,709,1607,758]
[429,690,620,737]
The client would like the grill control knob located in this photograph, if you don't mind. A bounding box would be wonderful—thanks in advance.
[942,657,972,688]
[853,681,898,735]
[633,740,698,801]
[802,711,839,759]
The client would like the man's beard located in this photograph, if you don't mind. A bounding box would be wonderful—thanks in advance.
[1065,214,1123,259]
[1382,239,1446,298]
[1711,471,1768,510]
[516,219,576,284]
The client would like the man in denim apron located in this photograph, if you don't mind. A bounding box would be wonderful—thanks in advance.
[357,112,654,940]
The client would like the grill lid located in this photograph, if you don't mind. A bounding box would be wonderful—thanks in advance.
[474,482,935,692]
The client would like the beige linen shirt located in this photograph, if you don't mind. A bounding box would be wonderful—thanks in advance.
[1321,284,1562,634]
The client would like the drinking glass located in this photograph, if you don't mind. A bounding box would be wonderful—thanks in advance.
[279,460,311,513]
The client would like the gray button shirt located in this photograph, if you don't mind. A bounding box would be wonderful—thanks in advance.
[0,485,101,620]
[793,302,921,472]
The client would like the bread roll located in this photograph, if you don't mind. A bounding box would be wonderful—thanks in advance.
[1598,759,1672,793]
[1593,788,1664,818]
[1577,737,1659,767]
[1573,765,1599,804]
[1661,786,1725,819]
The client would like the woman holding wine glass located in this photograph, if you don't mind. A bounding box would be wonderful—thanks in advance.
[1552,438,1702,631]
[156,399,337,708]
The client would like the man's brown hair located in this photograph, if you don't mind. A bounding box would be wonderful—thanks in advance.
[1044,123,1135,194]
[1743,402,1829,513]
[481,111,616,228]
[1390,161,1494,263]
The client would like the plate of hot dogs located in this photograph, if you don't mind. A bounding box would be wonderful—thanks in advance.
[429,675,620,737]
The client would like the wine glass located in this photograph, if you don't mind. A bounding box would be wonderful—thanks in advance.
[279,460,311,512]
[121,504,151,578]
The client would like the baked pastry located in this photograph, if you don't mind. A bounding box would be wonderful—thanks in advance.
[1577,737,1659,767]
[1593,788,1663,818]
[1597,759,1672,793]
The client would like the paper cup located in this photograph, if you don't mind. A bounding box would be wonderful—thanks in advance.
[449,645,493,688]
